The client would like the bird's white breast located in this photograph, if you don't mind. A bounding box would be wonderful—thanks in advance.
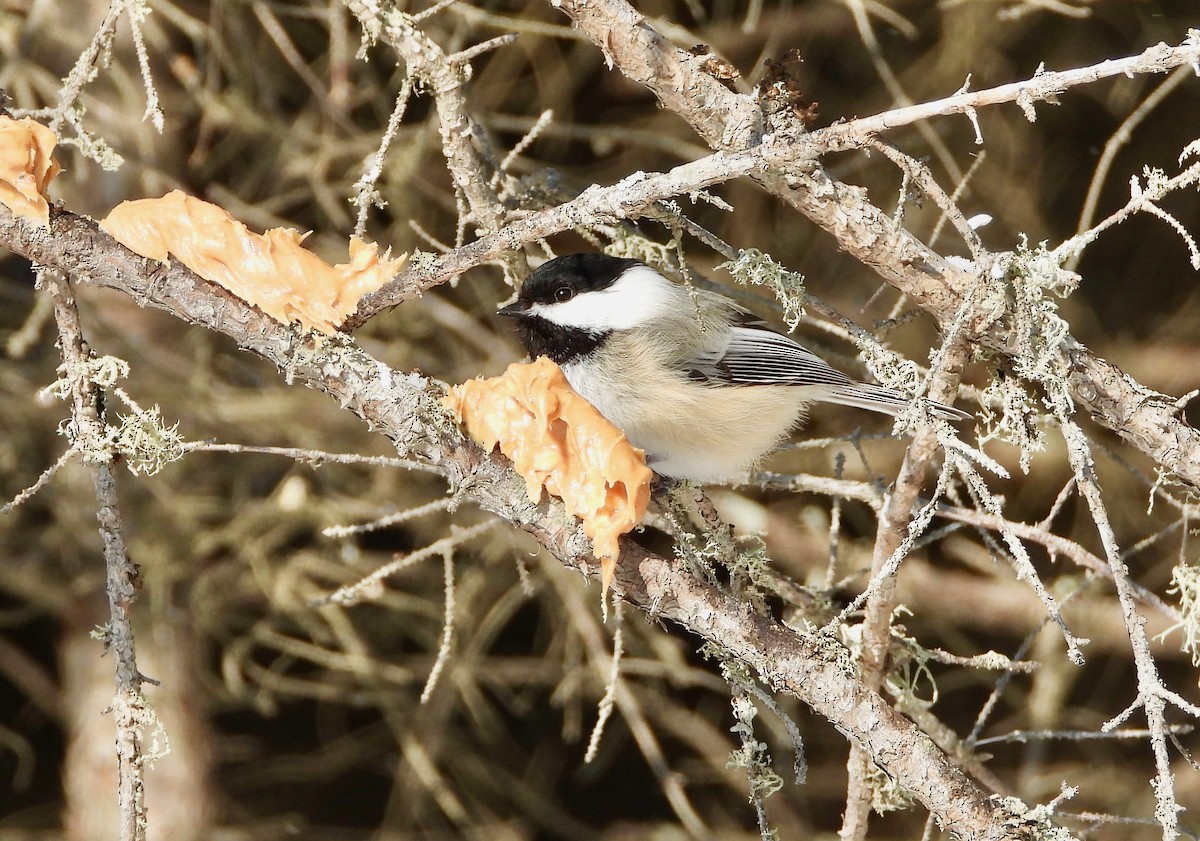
[561,357,804,483]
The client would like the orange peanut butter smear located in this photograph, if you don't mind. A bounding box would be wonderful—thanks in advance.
[445,356,652,591]
[0,116,61,228]
[100,190,406,334]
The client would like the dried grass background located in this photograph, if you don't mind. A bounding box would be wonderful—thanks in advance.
[2,1,1200,839]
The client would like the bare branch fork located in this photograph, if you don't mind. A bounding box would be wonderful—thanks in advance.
[342,0,528,277]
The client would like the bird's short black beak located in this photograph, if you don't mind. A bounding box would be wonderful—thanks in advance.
[497,300,530,318]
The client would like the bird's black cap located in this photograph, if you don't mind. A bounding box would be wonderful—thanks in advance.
[497,254,640,364]
[509,254,642,310]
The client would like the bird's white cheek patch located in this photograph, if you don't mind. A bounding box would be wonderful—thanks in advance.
[529,265,676,331]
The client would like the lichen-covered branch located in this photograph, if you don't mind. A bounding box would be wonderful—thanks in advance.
[841,337,970,841]
[44,268,148,841]
[346,1,505,227]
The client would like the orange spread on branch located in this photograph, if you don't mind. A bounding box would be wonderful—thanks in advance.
[444,357,652,591]
[0,117,61,228]
[99,190,405,334]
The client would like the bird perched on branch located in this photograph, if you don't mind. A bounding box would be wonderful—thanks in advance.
[499,253,968,483]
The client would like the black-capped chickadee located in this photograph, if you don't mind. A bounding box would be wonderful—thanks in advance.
[498,254,968,483]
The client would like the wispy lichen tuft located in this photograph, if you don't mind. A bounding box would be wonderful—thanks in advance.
[720,249,806,331]
[1002,238,1076,417]
[977,370,1047,474]
[112,405,185,476]
[1168,563,1200,667]
[604,235,677,271]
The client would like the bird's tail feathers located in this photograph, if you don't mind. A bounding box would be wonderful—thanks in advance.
[821,383,971,422]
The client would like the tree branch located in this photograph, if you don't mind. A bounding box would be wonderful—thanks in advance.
[841,337,970,841]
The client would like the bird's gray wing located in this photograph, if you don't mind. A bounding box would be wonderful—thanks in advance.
[682,312,971,421]
[684,312,856,388]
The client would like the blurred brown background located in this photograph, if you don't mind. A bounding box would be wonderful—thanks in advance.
[2,1,1199,839]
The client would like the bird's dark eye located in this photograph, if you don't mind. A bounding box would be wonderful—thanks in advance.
[553,286,574,303]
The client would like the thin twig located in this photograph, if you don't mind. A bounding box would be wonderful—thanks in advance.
[840,332,969,841]
[418,546,456,703]
[45,268,148,841]
[0,445,79,516]
[1066,66,1194,272]
[584,593,623,763]
[1062,420,1180,841]
[843,0,963,181]
[183,441,443,474]
[312,520,496,607]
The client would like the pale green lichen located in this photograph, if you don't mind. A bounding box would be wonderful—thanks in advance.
[40,354,187,475]
[726,693,784,799]
[720,248,806,331]
[865,761,913,814]
[976,368,1047,474]
[1002,238,1076,417]
[994,785,1078,841]
[111,404,185,476]
[39,354,131,401]
[1167,563,1200,666]
[604,234,677,271]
